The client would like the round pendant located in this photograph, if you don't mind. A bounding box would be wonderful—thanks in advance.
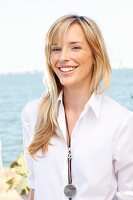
[64,184,77,198]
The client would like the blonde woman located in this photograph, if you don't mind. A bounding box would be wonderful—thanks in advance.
[22,15,133,200]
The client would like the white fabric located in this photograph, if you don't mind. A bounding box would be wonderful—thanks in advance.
[22,92,133,200]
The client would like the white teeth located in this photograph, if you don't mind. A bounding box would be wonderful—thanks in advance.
[60,67,76,72]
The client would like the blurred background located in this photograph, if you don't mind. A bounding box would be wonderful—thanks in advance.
[0,0,133,168]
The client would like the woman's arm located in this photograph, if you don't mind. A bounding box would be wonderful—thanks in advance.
[114,113,133,199]
[29,189,34,200]
[22,104,36,197]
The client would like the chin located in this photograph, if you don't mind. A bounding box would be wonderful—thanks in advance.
[58,76,80,87]
[59,79,71,85]
[59,80,77,88]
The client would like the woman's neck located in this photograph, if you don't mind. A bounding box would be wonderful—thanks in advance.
[63,86,93,113]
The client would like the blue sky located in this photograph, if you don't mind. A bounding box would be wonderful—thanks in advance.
[0,0,133,73]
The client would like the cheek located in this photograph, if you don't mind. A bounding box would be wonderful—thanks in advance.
[79,55,94,74]
[74,52,92,63]
[84,54,94,66]
[50,54,59,66]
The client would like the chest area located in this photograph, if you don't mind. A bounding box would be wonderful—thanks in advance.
[33,127,114,171]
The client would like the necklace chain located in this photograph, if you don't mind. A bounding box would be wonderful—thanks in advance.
[64,111,77,199]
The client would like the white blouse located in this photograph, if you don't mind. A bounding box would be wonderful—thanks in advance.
[22,91,133,200]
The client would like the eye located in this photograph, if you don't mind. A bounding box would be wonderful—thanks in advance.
[51,47,61,52]
[71,46,82,50]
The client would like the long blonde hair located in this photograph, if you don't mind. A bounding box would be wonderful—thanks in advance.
[28,14,111,156]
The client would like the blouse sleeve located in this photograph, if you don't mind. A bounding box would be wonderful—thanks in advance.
[21,103,35,189]
[114,112,133,200]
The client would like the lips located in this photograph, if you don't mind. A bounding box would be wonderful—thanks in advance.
[59,66,78,72]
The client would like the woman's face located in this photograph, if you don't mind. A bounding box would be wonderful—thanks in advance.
[50,22,94,89]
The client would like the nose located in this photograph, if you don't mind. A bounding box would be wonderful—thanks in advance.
[58,48,70,63]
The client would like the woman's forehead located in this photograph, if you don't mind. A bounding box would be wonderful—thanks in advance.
[51,23,86,46]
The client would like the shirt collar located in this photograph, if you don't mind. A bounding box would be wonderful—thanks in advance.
[57,90,103,119]
[84,92,103,119]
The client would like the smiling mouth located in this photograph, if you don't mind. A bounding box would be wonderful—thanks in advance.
[59,66,78,72]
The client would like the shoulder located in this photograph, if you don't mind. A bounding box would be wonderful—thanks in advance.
[21,97,42,121]
[102,95,132,114]
[101,95,133,123]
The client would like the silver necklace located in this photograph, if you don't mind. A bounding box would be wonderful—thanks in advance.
[64,112,77,199]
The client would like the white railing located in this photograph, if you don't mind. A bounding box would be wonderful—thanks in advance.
[0,138,3,170]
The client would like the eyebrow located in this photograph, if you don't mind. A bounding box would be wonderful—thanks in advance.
[69,41,83,44]
[51,41,83,46]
